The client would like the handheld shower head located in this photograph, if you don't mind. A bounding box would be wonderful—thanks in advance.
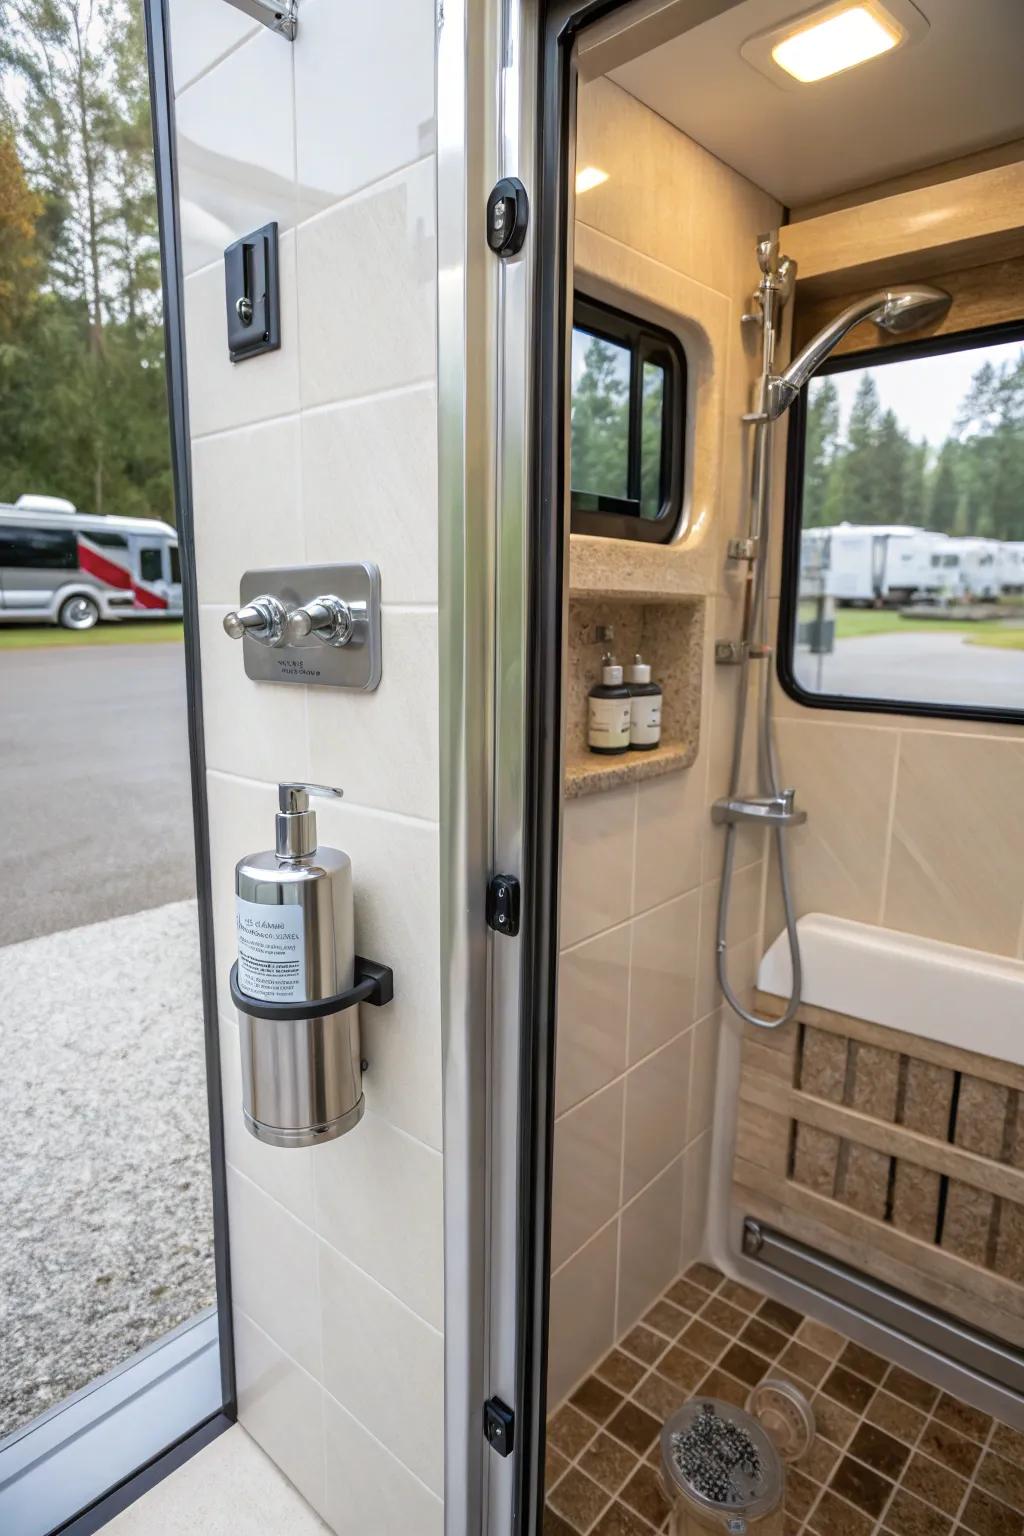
[764,283,951,419]
[875,285,952,335]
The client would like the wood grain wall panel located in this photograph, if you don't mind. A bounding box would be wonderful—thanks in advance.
[733,999,1024,1346]
[941,1181,996,1267]
[891,1059,954,1241]
[955,1076,1011,1161]
[792,1123,840,1196]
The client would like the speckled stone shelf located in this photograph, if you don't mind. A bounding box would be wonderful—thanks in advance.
[564,594,703,799]
[565,739,695,799]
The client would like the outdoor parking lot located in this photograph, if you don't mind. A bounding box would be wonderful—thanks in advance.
[0,627,214,1438]
[793,614,1024,711]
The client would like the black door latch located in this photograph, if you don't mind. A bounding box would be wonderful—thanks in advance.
[486,874,521,937]
[224,221,280,363]
[486,178,529,257]
[484,1397,515,1456]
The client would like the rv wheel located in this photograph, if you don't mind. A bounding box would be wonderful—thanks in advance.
[59,594,101,631]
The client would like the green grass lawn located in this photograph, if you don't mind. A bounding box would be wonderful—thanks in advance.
[0,620,184,650]
[832,609,1024,649]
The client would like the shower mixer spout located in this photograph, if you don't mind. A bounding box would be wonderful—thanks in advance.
[714,238,951,1033]
[712,791,806,829]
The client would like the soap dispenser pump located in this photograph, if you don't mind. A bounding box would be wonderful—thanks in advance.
[233,782,361,1148]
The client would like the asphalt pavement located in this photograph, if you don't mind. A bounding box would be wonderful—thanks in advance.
[0,642,196,945]
[0,639,212,1438]
[794,631,1024,710]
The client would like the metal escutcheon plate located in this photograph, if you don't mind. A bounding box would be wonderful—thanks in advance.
[239,562,382,690]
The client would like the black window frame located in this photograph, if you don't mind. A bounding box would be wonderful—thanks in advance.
[778,315,1024,728]
[570,292,686,544]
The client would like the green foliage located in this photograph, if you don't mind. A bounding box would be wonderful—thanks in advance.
[571,335,669,518]
[571,333,630,500]
[804,348,1024,542]
[0,0,172,523]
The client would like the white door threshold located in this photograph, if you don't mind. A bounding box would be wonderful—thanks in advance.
[105,1426,329,1535]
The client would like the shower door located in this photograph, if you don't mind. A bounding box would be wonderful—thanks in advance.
[0,3,233,1530]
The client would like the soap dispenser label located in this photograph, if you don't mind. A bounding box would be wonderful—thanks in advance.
[236,898,307,1002]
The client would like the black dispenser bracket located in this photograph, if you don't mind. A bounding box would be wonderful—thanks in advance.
[229,955,394,1022]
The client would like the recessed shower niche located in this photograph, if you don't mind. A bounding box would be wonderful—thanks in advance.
[565,594,704,797]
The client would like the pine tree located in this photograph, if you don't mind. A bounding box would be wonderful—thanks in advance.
[803,376,840,527]
[571,334,630,500]
[0,0,172,523]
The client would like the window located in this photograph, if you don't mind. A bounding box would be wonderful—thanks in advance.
[86,528,129,549]
[169,544,181,584]
[570,294,685,543]
[0,525,77,569]
[140,546,164,582]
[780,322,1024,721]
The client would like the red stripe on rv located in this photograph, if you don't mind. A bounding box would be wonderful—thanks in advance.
[77,537,169,611]
[78,540,132,590]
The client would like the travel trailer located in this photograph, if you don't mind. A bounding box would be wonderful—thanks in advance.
[808,524,948,605]
[0,501,181,628]
[6,3,1024,1536]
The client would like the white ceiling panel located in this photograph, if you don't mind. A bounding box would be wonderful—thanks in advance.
[608,0,1024,208]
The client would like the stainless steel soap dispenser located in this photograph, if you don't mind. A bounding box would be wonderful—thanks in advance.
[234,782,360,1148]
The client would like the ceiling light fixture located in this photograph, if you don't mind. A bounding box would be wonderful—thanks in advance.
[741,0,924,91]
[773,3,901,81]
[575,166,609,194]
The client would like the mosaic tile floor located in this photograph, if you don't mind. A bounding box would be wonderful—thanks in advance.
[545,1262,1024,1536]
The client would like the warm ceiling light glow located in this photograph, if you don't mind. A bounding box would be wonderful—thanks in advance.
[575,166,609,194]
[771,4,901,82]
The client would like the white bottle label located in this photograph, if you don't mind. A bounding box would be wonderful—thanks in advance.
[236,897,307,1003]
[589,695,631,750]
[630,694,662,746]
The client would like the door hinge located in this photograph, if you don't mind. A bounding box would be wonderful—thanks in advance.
[486,874,521,937]
[484,1397,515,1456]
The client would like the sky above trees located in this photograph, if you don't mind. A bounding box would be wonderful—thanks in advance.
[0,0,172,523]
[804,344,1024,540]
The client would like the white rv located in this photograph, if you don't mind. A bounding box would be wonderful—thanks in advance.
[0,495,182,629]
[936,537,1001,601]
[806,524,946,606]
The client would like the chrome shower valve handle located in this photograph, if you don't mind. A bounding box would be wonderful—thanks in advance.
[223,593,288,646]
[228,563,382,691]
[283,595,357,648]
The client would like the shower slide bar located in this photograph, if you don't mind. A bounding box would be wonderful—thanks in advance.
[221,0,297,41]
[742,1218,1024,1401]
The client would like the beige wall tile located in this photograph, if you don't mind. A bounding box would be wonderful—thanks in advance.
[884,733,1024,955]
[561,785,636,949]
[297,158,435,409]
[548,1222,619,1406]
[617,1158,685,1333]
[301,386,438,606]
[556,923,631,1115]
[698,868,763,1021]
[622,1033,692,1201]
[192,416,304,607]
[687,1011,720,1142]
[322,1391,443,1536]
[766,719,899,933]
[628,890,700,1062]
[552,1082,625,1270]
[317,1240,443,1495]
[682,1131,712,1266]
[634,768,705,913]
[233,1315,326,1519]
